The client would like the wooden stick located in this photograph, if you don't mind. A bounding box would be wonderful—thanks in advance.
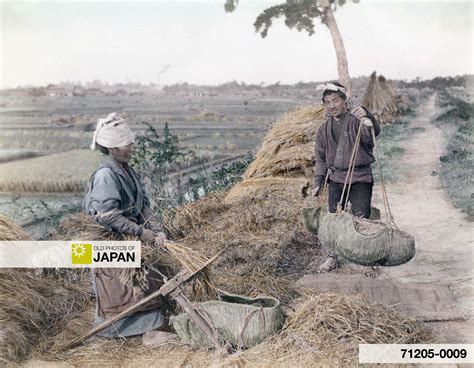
[59,251,222,351]
[172,289,231,355]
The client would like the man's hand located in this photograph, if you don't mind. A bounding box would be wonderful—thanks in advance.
[311,175,326,197]
[362,118,373,128]
[311,186,322,197]
[140,228,155,243]
[154,232,167,247]
[351,106,368,120]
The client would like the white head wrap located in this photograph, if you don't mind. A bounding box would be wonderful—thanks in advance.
[316,83,347,94]
[90,112,135,150]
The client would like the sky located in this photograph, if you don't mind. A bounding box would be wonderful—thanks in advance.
[0,0,472,88]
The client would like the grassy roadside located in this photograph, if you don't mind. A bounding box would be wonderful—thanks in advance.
[433,89,473,220]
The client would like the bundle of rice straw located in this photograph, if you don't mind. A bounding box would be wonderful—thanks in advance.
[0,215,92,366]
[362,72,401,125]
[0,269,91,366]
[0,213,31,241]
[43,292,432,367]
[243,104,324,180]
[57,212,215,300]
[239,293,433,367]
[164,190,322,302]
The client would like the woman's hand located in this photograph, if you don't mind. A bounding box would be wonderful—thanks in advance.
[140,228,155,243]
[154,232,167,247]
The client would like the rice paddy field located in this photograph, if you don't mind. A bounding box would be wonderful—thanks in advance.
[0,149,101,193]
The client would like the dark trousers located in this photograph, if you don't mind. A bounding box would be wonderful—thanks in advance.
[328,181,373,218]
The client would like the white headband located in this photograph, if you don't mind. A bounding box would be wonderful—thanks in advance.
[90,113,135,150]
[316,83,347,94]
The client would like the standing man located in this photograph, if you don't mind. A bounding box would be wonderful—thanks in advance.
[311,82,381,272]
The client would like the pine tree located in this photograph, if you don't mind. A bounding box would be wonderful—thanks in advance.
[225,0,358,95]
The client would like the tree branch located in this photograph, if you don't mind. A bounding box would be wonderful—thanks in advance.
[254,1,323,38]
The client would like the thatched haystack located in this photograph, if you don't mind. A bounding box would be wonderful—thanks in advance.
[243,104,324,180]
[362,72,402,125]
[0,215,92,366]
[164,191,319,302]
[162,105,327,302]
[0,213,31,241]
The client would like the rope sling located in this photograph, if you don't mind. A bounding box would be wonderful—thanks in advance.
[304,116,415,266]
[337,118,397,229]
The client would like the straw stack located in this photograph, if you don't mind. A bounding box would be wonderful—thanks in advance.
[161,105,327,302]
[362,72,402,125]
[0,213,31,241]
[0,214,92,366]
[225,104,324,204]
[243,104,324,180]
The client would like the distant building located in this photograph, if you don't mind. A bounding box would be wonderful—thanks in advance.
[46,84,67,97]
[72,85,86,97]
[86,88,104,96]
[115,89,128,96]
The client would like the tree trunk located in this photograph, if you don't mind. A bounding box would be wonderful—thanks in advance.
[320,0,352,97]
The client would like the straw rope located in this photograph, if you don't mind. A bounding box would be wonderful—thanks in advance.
[370,126,398,229]
[337,118,399,230]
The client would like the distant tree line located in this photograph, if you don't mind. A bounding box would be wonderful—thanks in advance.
[162,75,471,94]
[397,75,469,90]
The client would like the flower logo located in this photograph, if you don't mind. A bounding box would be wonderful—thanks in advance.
[71,243,92,264]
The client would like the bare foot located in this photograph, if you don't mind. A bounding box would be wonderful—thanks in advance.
[317,256,338,273]
[142,331,177,346]
[364,266,380,278]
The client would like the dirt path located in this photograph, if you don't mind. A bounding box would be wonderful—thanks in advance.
[373,93,473,342]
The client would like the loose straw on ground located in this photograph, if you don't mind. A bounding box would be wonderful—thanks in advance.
[43,292,433,368]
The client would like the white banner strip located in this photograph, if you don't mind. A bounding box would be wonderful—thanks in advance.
[0,241,141,268]
[359,344,474,364]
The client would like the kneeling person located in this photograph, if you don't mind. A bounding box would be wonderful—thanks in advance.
[84,113,169,339]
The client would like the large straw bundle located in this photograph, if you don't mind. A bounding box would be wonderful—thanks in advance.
[0,215,91,366]
[57,212,215,300]
[0,269,92,366]
[165,191,320,302]
[239,293,433,367]
[0,213,31,241]
[162,105,327,302]
[244,104,324,180]
[362,72,401,125]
